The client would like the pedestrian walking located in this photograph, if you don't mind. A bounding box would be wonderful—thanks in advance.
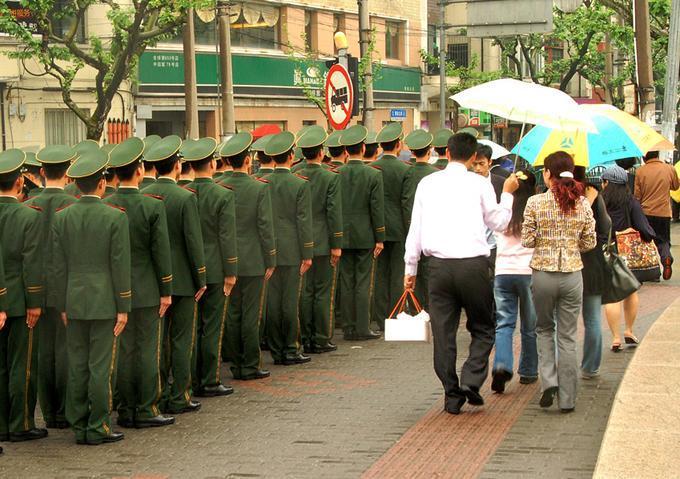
[404,133,518,414]
[521,151,596,413]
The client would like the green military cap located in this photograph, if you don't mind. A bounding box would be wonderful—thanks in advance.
[66,149,109,179]
[432,128,454,148]
[376,122,403,144]
[365,132,378,145]
[144,135,182,162]
[143,134,162,156]
[294,147,304,161]
[264,131,295,156]
[405,129,433,150]
[181,137,218,162]
[340,125,368,146]
[458,127,479,138]
[73,139,100,155]
[220,132,253,158]
[0,148,26,174]
[325,130,344,148]
[36,145,78,164]
[101,144,116,154]
[251,134,273,153]
[109,137,144,168]
[24,152,41,168]
[297,125,327,149]
[295,125,312,141]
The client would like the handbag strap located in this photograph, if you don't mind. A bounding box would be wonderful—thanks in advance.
[388,290,424,318]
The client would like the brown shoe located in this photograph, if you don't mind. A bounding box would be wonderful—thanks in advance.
[663,257,673,280]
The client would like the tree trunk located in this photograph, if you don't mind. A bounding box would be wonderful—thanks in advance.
[87,116,106,142]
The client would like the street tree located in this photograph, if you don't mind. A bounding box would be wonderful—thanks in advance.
[0,0,211,141]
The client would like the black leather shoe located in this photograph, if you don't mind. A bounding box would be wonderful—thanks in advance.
[350,331,381,341]
[560,407,575,414]
[241,369,271,380]
[444,397,466,415]
[282,354,311,365]
[491,370,513,394]
[519,376,538,385]
[135,415,175,428]
[461,386,484,406]
[310,342,337,353]
[9,428,48,442]
[540,386,559,408]
[167,400,202,414]
[195,384,234,397]
[86,431,124,445]
[116,417,135,428]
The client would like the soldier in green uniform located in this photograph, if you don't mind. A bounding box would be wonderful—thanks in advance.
[105,137,175,429]
[221,133,275,379]
[362,132,380,165]
[291,146,306,173]
[141,135,161,188]
[29,145,79,430]
[251,134,275,178]
[263,132,314,365]
[402,129,437,309]
[178,160,194,186]
[337,125,385,340]
[297,126,343,353]
[0,149,45,443]
[326,130,347,168]
[371,122,410,330]
[432,128,453,170]
[52,149,131,445]
[22,152,44,200]
[63,140,97,197]
[183,138,238,396]
[142,136,207,414]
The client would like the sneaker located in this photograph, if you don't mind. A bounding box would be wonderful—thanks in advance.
[581,370,599,380]
[519,376,538,384]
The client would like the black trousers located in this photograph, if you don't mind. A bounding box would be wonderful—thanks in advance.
[428,256,495,405]
[646,215,672,262]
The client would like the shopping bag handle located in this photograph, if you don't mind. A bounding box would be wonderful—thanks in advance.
[388,290,423,319]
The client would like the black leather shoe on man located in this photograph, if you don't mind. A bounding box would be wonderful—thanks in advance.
[9,428,48,442]
[195,384,234,397]
[116,417,135,428]
[310,342,338,353]
[444,396,466,415]
[461,385,484,406]
[167,400,202,414]
[86,431,124,445]
[351,330,381,341]
[282,354,312,365]
[135,415,175,428]
[240,369,271,380]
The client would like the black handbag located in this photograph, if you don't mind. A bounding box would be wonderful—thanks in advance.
[602,229,641,304]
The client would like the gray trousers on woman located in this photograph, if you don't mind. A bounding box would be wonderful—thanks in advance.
[531,270,583,409]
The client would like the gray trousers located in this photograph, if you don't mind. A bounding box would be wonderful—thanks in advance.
[531,270,583,409]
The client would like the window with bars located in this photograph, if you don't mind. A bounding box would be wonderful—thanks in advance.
[45,109,89,145]
[385,22,402,60]
[447,43,469,68]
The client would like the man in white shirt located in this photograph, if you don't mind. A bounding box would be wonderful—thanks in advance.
[404,133,518,414]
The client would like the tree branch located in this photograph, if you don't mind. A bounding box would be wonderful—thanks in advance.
[559,30,596,91]
[518,37,539,83]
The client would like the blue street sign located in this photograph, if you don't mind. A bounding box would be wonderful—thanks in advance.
[390,109,407,121]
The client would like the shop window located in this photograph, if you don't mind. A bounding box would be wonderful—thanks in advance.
[52,0,86,42]
[302,120,317,126]
[447,43,469,68]
[45,109,89,145]
[385,21,402,60]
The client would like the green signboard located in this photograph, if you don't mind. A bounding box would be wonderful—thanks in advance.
[460,108,491,126]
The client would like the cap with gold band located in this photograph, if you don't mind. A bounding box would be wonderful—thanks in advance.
[297,125,327,149]
[221,132,253,158]
[365,132,379,146]
[144,135,182,162]
[340,125,368,147]
[143,135,162,156]
[251,133,273,153]
[66,149,109,179]
[404,129,433,151]
[73,139,100,155]
[101,143,116,155]
[294,146,304,161]
[264,131,296,157]
[432,128,454,148]
[458,126,479,138]
[325,130,344,148]
[24,152,41,168]
[0,149,26,175]
[109,137,144,168]
[181,137,218,162]
[376,122,403,144]
[37,145,78,165]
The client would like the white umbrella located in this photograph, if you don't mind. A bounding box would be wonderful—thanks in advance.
[478,139,511,160]
[451,78,597,133]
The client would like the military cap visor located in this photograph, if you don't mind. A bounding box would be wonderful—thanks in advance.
[36,145,78,164]
[405,129,433,151]
[364,132,379,145]
[221,132,253,158]
[376,122,403,144]
[66,149,109,179]
[325,130,344,148]
[251,134,273,153]
[73,139,100,154]
[24,152,41,168]
[101,144,116,154]
[181,137,218,162]
[109,137,144,168]
[144,135,182,162]
[143,135,162,155]
[340,125,368,146]
[264,131,296,156]
[0,149,26,174]
[432,128,454,148]
[297,125,328,149]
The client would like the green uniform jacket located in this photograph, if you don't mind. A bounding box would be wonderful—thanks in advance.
[64,182,82,197]
[104,188,173,308]
[52,196,131,318]
[27,187,43,199]
[262,169,314,266]
[188,177,238,282]
[178,179,193,187]
[253,167,274,179]
[337,159,385,249]
[104,185,116,198]
[140,177,156,189]
[0,243,5,312]
[0,198,42,317]
[214,171,233,183]
[402,162,439,229]
[221,172,276,276]
[142,178,207,296]
[434,158,448,170]
[371,154,411,242]
[298,163,343,256]
[291,160,306,173]
[25,187,76,309]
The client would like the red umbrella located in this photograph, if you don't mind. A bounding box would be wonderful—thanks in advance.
[251,124,281,139]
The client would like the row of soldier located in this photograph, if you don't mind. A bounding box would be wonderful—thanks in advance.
[0,122,455,448]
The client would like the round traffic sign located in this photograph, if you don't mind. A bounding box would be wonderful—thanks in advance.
[325,64,354,131]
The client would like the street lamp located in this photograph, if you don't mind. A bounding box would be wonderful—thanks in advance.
[334,31,349,68]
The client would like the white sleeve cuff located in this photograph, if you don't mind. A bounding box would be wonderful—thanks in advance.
[499,192,514,209]
[405,262,418,276]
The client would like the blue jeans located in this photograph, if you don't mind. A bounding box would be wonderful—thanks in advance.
[493,274,538,378]
[581,294,602,374]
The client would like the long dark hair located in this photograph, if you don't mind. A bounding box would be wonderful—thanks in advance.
[601,181,632,213]
[507,168,536,237]
[544,151,584,214]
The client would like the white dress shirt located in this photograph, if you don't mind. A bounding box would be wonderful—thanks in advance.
[404,161,513,275]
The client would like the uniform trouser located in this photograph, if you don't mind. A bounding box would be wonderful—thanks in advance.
[37,307,67,424]
[65,318,117,442]
[227,276,265,377]
[267,266,303,361]
[532,270,582,410]
[0,317,38,435]
[194,284,227,390]
[340,249,376,336]
[373,241,405,329]
[428,257,494,405]
[162,296,197,411]
[300,256,337,346]
[117,307,162,421]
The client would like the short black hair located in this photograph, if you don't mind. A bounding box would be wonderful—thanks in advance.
[380,139,399,152]
[302,145,323,160]
[328,146,346,158]
[76,175,102,195]
[104,169,115,182]
[476,144,493,161]
[0,170,21,191]
[448,133,477,161]
[412,146,431,159]
[227,150,249,169]
[434,146,447,156]
[258,152,273,165]
[616,157,638,170]
[25,165,42,177]
[644,151,659,161]
[189,157,212,172]
[43,162,70,180]
[181,161,192,174]
[155,156,179,176]
[143,161,156,172]
[346,143,364,156]
[364,143,379,159]
[273,149,293,165]
[115,160,141,182]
